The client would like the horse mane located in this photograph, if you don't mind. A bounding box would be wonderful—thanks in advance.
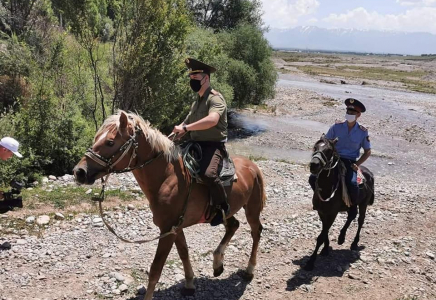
[95,110,179,162]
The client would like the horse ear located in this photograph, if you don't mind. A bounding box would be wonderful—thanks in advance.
[320,133,325,139]
[333,137,339,144]
[119,112,128,129]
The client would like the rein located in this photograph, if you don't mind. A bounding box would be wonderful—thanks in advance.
[88,128,192,244]
[312,149,340,202]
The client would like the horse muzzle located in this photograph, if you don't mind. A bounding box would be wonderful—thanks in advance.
[73,166,95,185]
[309,159,322,175]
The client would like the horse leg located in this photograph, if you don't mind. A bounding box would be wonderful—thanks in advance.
[240,187,265,282]
[338,205,358,245]
[175,230,195,296]
[351,204,367,250]
[213,216,240,277]
[144,234,177,300]
[243,215,263,281]
[305,212,337,271]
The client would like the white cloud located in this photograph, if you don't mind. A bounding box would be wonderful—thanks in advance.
[396,0,436,6]
[260,0,320,29]
[323,7,436,34]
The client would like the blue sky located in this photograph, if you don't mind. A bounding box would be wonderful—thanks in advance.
[260,0,436,34]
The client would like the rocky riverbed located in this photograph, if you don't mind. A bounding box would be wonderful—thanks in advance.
[1,72,436,300]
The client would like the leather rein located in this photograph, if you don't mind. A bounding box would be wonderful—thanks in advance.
[312,148,340,202]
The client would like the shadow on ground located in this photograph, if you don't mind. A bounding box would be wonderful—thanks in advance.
[287,246,364,292]
[127,270,251,300]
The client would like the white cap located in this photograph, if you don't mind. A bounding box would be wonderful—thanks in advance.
[0,137,23,158]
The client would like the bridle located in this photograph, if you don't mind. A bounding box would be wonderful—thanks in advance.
[311,141,340,202]
[311,149,339,176]
[85,126,163,175]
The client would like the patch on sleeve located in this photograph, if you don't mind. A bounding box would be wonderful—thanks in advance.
[366,136,370,142]
[359,125,367,131]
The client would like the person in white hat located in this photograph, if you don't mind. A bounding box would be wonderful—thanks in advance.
[0,137,22,201]
[0,137,23,160]
[0,137,22,250]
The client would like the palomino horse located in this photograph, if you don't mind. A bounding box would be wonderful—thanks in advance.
[306,135,374,270]
[73,111,266,299]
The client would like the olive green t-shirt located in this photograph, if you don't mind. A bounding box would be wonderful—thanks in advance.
[184,87,227,142]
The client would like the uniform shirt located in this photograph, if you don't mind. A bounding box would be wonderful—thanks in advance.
[325,121,371,160]
[184,87,227,142]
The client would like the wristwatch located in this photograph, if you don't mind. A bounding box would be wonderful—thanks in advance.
[183,125,188,132]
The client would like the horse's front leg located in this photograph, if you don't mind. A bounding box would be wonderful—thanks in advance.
[305,212,337,271]
[175,230,196,296]
[213,216,240,277]
[144,234,177,300]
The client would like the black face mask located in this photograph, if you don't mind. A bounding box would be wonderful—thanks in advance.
[189,79,202,92]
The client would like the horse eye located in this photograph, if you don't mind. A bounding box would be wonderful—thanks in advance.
[106,140,114,147]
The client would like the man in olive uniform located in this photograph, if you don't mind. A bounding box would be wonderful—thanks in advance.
[173,58,229,226]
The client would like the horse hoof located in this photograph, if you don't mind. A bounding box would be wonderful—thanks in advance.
[338,235,345,245]
[350,243,358,251]
[320,247,330,256]
[181,287,196,297]
[213,264,224,277]
[303,262,315,271]
[237,270,254,282]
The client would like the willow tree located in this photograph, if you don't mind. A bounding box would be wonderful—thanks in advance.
[112,0,192,130]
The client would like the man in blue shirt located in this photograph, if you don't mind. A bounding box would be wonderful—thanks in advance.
[309,98,372,208]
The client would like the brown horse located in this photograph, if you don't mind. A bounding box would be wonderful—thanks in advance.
[73,111,266,300]
[305,135,375,271]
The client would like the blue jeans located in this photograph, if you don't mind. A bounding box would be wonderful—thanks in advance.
[308,158,359,205]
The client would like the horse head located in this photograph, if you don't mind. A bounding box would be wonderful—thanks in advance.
[309,134,339,175]
[73,111,140,184]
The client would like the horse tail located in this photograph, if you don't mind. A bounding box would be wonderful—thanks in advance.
[256,167,267,212]
[362,166,375,206]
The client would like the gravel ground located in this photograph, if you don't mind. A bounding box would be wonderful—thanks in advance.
[1,73,436,300]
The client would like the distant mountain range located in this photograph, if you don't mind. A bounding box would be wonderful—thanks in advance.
[264,26,436,55]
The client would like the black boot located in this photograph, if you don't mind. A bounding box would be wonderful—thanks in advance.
[210,181,229,226]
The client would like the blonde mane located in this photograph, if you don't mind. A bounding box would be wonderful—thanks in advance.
[95,110,179,162]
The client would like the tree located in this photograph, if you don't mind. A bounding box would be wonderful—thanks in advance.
[187,0,263,31]
[113,0,192,130]
[220,24,277,106]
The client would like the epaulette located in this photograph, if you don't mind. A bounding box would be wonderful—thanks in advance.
[211,89,221,96]
[359,124,368,131]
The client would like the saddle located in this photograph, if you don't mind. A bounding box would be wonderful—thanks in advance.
[339,162,367,207]
[181,142,237,186]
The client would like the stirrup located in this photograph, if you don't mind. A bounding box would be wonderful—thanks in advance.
[210,207,228,227]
